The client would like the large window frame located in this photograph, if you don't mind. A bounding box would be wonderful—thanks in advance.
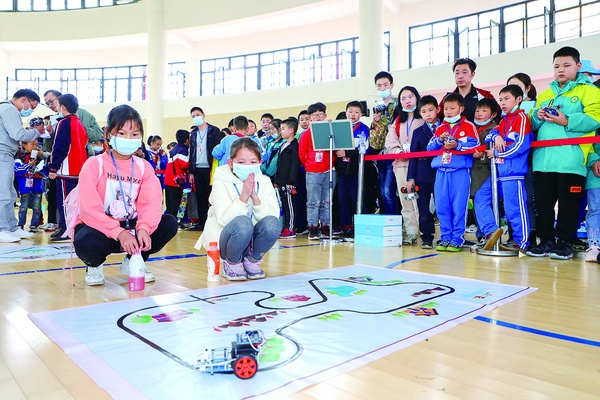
[200,32,390,96]
[0,0,139,12]
[409,0,600,68]
[6,62,185,103]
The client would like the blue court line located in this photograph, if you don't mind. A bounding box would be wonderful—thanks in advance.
[385,254,440,269]
[474,316,600,347]
[0,243,321,277]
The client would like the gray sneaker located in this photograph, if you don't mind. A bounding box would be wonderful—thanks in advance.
[403,234,418,245]
[119,256,155,283]
[85,265,105,286]
[221,260,247,281]
[243,258,265,279]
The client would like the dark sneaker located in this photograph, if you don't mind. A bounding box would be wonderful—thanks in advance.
[446,242,462,252]
[341,226,354,242]
[436,240,450,251]
[482,228,503,250]
[308,226,320,240]
[549,239,573,260]
[526,239,555,257]
[332,226,343,236]
[51,228,65,238]
[320,225,331,239]
[421,240,433,249]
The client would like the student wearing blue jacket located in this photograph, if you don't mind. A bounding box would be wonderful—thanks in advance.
[427,93,480,251]
[15,140,47,232]
[474,85,534,252]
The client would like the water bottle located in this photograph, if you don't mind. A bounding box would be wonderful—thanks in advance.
[129,252,145,292]
[207,242,221,282]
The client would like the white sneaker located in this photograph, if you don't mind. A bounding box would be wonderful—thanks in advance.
[0,231,20,243]
[119,256,155,283]
[85,265,105,286]
[10,227,34,239]
[584,245,600,262]
[466,224,477,233]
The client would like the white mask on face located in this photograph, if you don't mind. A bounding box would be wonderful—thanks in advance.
[110,136,142,156]
[232,163,261,181]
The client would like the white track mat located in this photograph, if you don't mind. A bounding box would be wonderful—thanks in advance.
[30,265,536,400]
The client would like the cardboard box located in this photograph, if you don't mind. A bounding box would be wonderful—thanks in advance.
[354,234,403,247]
[354,214,402,227]
[355,224,403,237]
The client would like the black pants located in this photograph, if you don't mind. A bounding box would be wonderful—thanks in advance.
[47,178,57,224]
[278,187,296,232]
[192,168,211,229]
[337,175,358,227]
[534,172,585,242]
[73,214,178,267]
[293,170,308,231]
[415,181,435,242]
[165,185,183,218]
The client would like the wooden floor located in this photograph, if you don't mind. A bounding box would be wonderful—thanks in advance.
[0,226,599,400]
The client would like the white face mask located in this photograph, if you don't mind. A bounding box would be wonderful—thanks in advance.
[377,89,391,99]
[474,118,493,126]
[232,163,261,181]
[110,136,142,156]
[444,114,461,124]
[402,105,417,113]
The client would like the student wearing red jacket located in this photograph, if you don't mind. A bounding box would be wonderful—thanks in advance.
[165,129,190,217]
[48,94,88,241]
[298,102,334,240]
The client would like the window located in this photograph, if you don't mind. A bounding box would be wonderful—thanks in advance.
[7,62,184,103]
[2,0,138,12]
[200,32,390,96]
[409,0,600,68]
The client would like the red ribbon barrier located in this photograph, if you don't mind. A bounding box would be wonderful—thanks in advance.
[364,135,600,161]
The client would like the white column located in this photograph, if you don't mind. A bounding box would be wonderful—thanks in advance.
[359,0,383,98]
[389,13,410,71]
[147,0,166,136]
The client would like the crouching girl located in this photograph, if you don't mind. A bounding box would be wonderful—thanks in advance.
[195,137,280,280]
[74,104,178,286]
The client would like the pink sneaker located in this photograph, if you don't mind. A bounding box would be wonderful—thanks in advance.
[221,260,247,281]
[243,259,265,279]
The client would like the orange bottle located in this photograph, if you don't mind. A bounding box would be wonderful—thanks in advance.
[207,242,221,282]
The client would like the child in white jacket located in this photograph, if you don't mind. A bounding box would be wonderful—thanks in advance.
[195,137,280,280]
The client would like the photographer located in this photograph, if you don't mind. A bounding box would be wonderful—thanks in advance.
[0,89,45,242]
[369,71,399,215]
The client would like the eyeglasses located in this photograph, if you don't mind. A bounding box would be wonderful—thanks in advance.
[311,112,326,118]
[46,98,57,106]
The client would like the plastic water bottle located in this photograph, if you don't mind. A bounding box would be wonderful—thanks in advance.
[129,252,145,291]
[207,242,221,282]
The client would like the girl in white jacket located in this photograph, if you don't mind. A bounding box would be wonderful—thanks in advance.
[195,137,280,280]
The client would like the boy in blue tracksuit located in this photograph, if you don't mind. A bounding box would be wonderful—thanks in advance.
[474,85,534,252]
[427,93,479,251]
[15,139,47,232]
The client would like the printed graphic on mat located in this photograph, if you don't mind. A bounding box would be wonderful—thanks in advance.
[30,265,537,400]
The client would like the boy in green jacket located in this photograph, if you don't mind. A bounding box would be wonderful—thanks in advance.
[526,46,600,260]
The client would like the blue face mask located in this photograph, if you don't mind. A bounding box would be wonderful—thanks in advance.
[58,112,64,118]
[110,136,142,156]
[402,105,417,113]
[444,114,461,124]
[93,146,104,153]
[193,116,204,126]
[474,117,493,126]
[232,163,261,181]
[377,89,391,99]
[20,101,33,117]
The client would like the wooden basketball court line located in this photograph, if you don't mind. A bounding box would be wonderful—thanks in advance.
[0,228,598,400]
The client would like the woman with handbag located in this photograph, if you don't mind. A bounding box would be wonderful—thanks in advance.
[165,129,190,217]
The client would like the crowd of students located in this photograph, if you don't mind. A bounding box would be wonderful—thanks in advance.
[2,45,600,286]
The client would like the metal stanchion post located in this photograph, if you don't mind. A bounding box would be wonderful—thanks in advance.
[356,131,367,215]
[321,130,341,244]
[477,144,518,257]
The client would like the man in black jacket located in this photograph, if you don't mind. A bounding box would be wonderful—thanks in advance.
[189,107,224,231]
